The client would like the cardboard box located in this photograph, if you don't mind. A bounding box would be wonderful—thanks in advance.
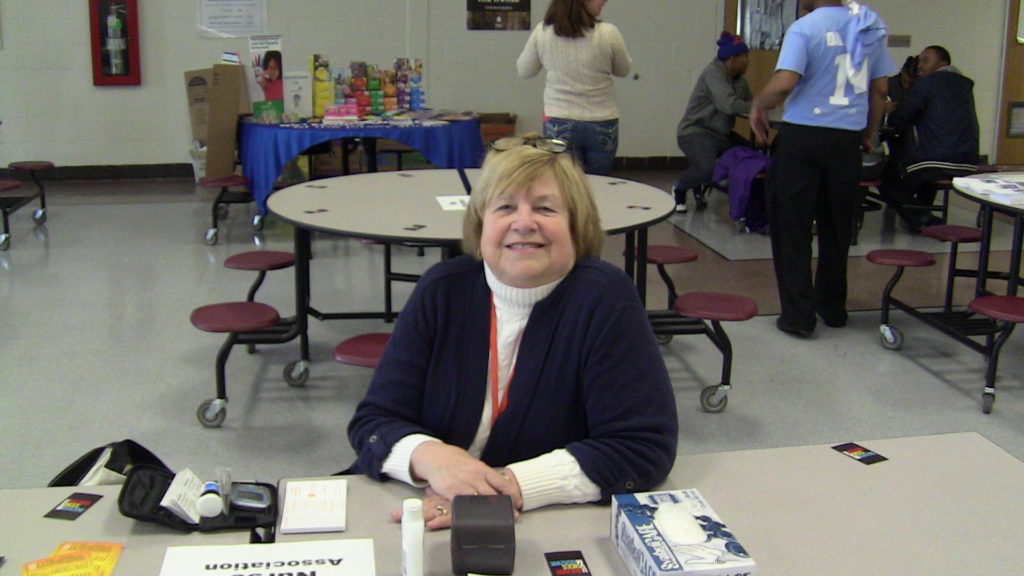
[184,69,213,142]
[205,64,247,179]
[183,64,250,179]
[612,489,757,576]
[477,112,517,143]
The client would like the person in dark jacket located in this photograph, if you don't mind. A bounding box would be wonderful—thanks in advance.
[347,139,678,530]
[884,45,979,233]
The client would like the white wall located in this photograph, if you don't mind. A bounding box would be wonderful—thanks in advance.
[0,0,1008,167]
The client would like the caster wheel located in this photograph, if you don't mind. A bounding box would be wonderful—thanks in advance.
[879,324,903,350]
[0,233,9,251]
[284,360,309,387]
[197,398,227,428]
[700,385,728,413]
[982,392,995,414]
[655,333,673,345]
[32,208,47,225]
[252,214,265,231]
[216,203,230,220]
[205,228,218,246]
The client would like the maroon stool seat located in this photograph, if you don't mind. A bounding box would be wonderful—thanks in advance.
[224,250,295,302]
[190,301,290,428]
[923,224,983,312]
[969,295,1024,323]
[199,173,256,245]
[191,301,280,334]
[1,161,53,251]
[640,245,699,309]
[224,249,295,271]
[922,224,983,244]
[9,160,56,171]
[866,249,935,268]
[675,291,758,323]
[334,333,391,368]
[966,295,1024,414]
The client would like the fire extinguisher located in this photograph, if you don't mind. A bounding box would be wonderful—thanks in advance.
[106,4,126,75]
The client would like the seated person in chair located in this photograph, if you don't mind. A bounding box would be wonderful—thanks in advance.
[346,138,678,530]
[884,45,979,233]
[672,32,753,212]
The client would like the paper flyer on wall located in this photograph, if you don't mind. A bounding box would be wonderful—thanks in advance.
[158,539,375,576]
[248,35,283,122]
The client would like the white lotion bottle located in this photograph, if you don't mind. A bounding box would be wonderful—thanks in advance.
[402,498,424,576]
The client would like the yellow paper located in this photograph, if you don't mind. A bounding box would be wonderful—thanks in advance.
[53,542,123,576]
[22,542,123,576]
[20,551,94,576]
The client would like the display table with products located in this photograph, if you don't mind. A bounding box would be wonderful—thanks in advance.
[238,118,486,214]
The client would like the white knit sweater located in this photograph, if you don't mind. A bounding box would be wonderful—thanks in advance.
[517,21,632,122]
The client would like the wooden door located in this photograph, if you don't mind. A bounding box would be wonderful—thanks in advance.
[997,0,1024,164]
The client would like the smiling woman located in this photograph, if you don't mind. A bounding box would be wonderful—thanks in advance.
[463,144,603,288]
[345,144,678,531]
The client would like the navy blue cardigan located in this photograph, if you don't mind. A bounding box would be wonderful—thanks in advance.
[347,256,678,500]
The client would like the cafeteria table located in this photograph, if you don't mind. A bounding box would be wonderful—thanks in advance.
[266,169,674,357]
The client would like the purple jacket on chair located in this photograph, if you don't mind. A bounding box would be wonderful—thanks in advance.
[713,146,770,230]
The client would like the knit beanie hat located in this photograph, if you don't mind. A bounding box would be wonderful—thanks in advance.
[716,32,748,61]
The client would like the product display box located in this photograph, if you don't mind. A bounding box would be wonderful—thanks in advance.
[612,489,757,576]
[182,64,249,180]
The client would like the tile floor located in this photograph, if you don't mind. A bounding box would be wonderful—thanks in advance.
[1,170,1022,489]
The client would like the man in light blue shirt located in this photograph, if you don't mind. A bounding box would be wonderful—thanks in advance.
[751,0,894,337]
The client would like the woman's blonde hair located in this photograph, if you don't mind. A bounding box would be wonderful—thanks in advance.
[462,145,604,260]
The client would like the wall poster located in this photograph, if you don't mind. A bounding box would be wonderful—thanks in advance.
[467,0,530,31]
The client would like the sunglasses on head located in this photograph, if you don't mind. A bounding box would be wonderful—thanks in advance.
[489,136,570,153]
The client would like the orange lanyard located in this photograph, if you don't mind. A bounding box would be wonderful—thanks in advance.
[489,296,513,427]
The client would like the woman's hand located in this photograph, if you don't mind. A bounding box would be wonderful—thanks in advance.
[391,480,522,531]
[389,488,455,530]
[410,442,513,503]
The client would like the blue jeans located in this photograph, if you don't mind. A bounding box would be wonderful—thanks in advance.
[543,117,618,175]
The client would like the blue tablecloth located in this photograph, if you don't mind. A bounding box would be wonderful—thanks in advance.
[239,118,486,213]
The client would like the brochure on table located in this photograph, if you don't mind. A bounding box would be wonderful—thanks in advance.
[953,174,1024,205]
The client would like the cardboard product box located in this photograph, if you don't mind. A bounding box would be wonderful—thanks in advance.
[205,64,247,179]
[611,489,757,576]
[477,112,517,143]
[184,68,213,142]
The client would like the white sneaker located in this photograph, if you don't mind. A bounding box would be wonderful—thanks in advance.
[671,185,686,213]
